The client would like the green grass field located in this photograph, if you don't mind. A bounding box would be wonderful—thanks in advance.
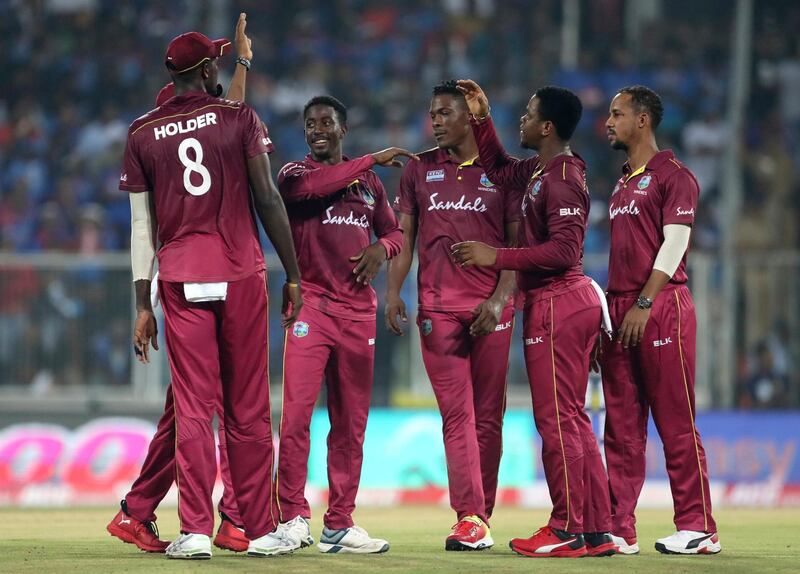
[0,506,797,573]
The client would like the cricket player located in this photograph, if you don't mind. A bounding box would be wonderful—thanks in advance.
[275,95,412,554]
[452,79,614,558]
[120,28,303,559]
[386,81,518,551]
[108,14,255,555]
[601,85,720,555]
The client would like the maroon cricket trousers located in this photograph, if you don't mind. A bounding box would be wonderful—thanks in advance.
[159,270,278,539]
[522,278,611,534]
[124,383,242,526]
[416,305,515,524]
[276,305,376,530]
[601,284,716,537]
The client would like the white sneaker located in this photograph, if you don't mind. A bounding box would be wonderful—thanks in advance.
[165,533,212,559]
[279,516,315,548]
[610,533,639,555]
[247,528,299,557]
[655,530,721,555]
[317,525,389,554]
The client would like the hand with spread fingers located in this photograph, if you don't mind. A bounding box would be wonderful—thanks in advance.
[371,147,420,168]
[451,241,497,268]
[350,242,387,285]
[133,309,159,364]
[455,79,490,118]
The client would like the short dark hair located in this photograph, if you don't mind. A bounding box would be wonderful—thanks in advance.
[303,95,347,124]
[432,80,463,99]
[532,86,583,140]
[618,85,663,129]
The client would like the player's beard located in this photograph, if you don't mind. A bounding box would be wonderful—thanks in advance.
[611,139,628,151]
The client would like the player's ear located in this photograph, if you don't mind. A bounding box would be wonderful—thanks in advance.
[339,122,348,138]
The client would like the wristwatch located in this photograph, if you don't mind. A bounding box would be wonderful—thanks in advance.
[236,57,251,71]
[636,295,653,310]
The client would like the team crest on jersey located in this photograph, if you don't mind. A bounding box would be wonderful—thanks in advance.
[426,169,445,182]
[420,319,433,336]
[362,188,375,206]
[532,180,542,195]
[478,173,496,192]
[292,321,309,338]
[637,175,652,190]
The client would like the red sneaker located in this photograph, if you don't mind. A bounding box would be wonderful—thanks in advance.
[106,505,169,553]
[509,526,587,558]
[445,515,494,551]
[584,532,617,557]
[213,512,249,552]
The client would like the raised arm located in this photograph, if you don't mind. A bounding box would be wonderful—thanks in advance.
[277,155,377,202]
[225,13,251,102]
[278,147,418,203]
[457,79,537,191]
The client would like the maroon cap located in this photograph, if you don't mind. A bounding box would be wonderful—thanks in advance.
[155,83,176,107]
[165,31,231,74]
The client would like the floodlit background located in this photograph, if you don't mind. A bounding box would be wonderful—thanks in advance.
[0,0,797,510]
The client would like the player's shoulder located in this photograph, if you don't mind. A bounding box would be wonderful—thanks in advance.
[548,154,585,187]
[415,147,446,167]
[403,147,443,179]
[653,150,699,187]
[128,107,162,134]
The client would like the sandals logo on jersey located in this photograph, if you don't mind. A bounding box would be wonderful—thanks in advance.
[637,175,652,190]
[420,318,433,336]
[478,172,496,192]
[292,321,310,338]
[426,169,445,182]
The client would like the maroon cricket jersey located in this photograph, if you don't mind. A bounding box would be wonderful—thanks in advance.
[277,154,403,321]
[120,90,272,283]
[394,147,519,312]
[471,117,588,295]
[607,150,698,295]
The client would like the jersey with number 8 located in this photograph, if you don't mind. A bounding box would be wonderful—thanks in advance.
[120,91,274,282]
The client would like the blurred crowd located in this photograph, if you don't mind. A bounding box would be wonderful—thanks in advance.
[0,0,798,406]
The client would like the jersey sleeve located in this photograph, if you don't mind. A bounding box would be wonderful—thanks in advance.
[471,116,539,193]
[661,168,699,226]
[260,121,275,155]
[119,131,150,193]
[277,155,376,202]
[370,174,404,259]
[503,184,522,224]
[241,105,270,159]
[393,161,418,216]
[494,176,587,272]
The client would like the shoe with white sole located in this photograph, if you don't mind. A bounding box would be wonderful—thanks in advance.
[247,528,299,557]
[279,516,315,548]
[317,525,390,554]
[165,533,212,559]
[445,515,494,551]
[610,533,639,555]
[655,530,721,555]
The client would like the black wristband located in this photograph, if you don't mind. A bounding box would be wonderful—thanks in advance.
[235,57,251,71]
